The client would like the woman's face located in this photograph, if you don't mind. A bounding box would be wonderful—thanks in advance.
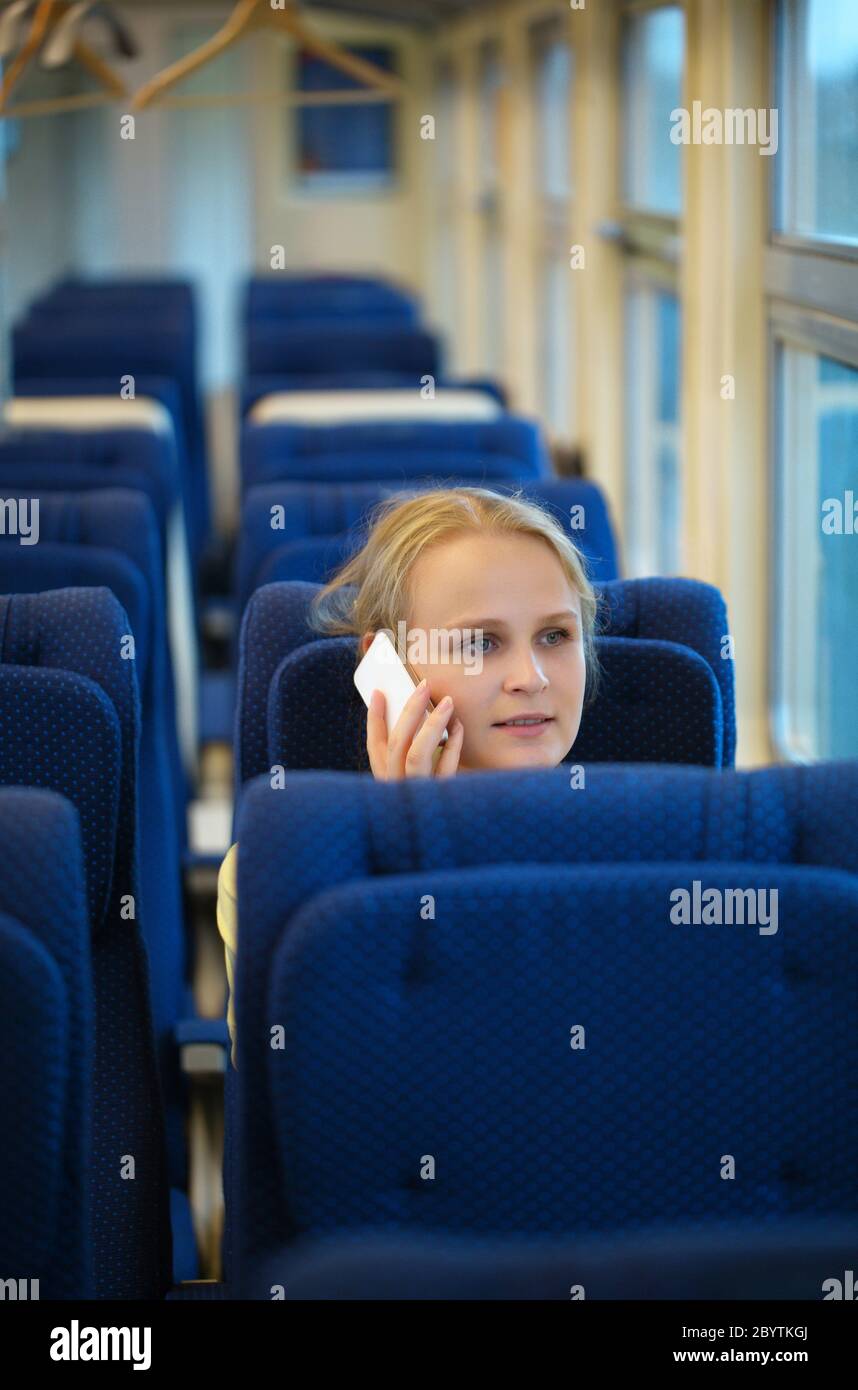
[396,531,586,771]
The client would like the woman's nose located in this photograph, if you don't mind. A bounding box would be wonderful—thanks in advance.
[503,651,548,693]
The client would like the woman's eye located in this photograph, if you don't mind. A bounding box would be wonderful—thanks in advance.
[542,628,573,647]
[463,634,496,656]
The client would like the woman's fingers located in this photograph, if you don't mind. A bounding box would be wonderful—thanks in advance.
[404,694,456,775]
[386,679,433,778]
[435,716,464,778]
[366,680,461,781]
[366,688,389,779]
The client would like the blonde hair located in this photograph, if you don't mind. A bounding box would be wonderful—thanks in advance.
[310,486,600,695]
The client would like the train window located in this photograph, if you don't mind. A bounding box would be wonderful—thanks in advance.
[433,60,460,352]
[769,0,858,759]
[531,22,573,437]
[774,343,858,759]
[774,0,858,247]
[624,282,682,576]
[478,39,505,374]
[294,46,397,191]
[533,25,571,201]
[619,4,685,575]
[621,4,684,217]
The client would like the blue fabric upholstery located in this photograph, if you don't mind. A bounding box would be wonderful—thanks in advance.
[13,373,186,459]
[12,316,208,552]
[235,578,735,787]
[0,665,171,1298]
[246,533,359,595]
[244,321,440,381]
[0,669,120,930]
[0,581,186,1156]
[264,635,722,772]
[0,591,174,1296]
[237,477,619,609]
[0,487,187,832]
[599,578,735,766]
[0,424,182,559]
[37,275,195,309]
[241,417,549,491]
[228,763,858,1292]
[0,787,93,1299]
[245,274,420,325]
[253,1218,858,1300]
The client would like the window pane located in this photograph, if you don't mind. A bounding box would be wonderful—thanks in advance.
[433,63,459,348]
[481,225,504,374]
[533,35,572,199]
[624,285,682,575]
[478,41,504,371]
[435,60,457,187]
[775,0,858,246]
[478,41,503,189]
[537,254,574,437]
[621,5,684,216]
[775,345,858,759]
[295,47,395,190]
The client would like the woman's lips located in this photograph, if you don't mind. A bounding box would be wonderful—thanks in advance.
[492,717,554,738]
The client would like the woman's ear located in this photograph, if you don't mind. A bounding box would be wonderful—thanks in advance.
[359,631,375,657]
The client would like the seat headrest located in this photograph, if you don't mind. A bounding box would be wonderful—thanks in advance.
[0,588,140,927]
[0,427,178,525]
[13,319,192,365]
[0,669,120,932]
[238,474,615,607]
[265,635,722,773]
[236,577,735,784]
[237,761,858,911]
[240,416,548,489]
[0,546,150,687]
[245,322,440,378]
[0,785,92,1294]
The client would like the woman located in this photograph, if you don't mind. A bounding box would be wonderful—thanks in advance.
[218,486,598,1061]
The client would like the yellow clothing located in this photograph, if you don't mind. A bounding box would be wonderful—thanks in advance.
[216,842,239,1066]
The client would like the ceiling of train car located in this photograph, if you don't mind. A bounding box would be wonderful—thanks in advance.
[137,1,484,26]
[305,0,481,22]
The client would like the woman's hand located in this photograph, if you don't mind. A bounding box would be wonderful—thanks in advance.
[367,678,464,780]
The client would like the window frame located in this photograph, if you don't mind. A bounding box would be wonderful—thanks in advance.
[767,0,858,762]
[529,14,575,439]
[769,0,858,264]
[288,42,402,198]
[609,0,685,577]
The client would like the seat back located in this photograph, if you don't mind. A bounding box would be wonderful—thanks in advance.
[12,318,208,547]
[0,663,171,1298]
[0,487,187,830]
[0,589,176,1292]
[264,635,722,772]
[599,578,735,765]
[0,580,186,1080]
[255,1219,858,1301]
[0,788,93,1299]
[241,417,549,490]
[245,274,419,325]
[0,424,177,534]
[235,578,735,787]
[0,431,199,768]
[229,763,858,1290]
[238,477,619,608]
[245,321,440,381]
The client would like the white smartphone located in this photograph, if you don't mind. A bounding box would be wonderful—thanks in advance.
[354,631,448,743]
